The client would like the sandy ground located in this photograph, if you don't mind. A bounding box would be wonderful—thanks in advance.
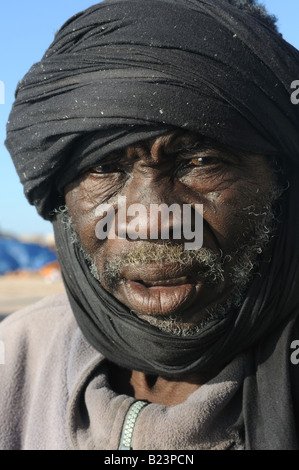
[0,273,65,318]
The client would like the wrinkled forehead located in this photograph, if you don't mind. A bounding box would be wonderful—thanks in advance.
[98,130,208,159]
[93,129,271,166]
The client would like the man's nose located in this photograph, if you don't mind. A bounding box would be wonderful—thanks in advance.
[115,177,184,241]
[117,202,184,241]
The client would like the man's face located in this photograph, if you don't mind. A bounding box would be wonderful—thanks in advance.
[65,130,275,335]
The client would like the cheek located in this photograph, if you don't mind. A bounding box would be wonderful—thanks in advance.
[65,176,126,271]
[64,184,101,253]
[180,171,248,246]
[201,183,272,253]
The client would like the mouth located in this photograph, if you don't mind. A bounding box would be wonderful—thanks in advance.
[117,265,205,317]
[140,275,189,287]
[102,257,225,320]
[123,279,199,317]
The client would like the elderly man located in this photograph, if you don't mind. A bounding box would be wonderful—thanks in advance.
[1,0,299,451]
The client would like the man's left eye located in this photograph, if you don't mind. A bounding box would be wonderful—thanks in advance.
[189,156,220,167]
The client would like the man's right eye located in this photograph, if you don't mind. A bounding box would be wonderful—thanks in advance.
[91,163,123,174]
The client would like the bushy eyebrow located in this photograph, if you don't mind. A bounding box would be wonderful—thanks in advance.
[171,140,241,162]
[93,150,124,165]
[172,141,216,154]
[92,137,245,167]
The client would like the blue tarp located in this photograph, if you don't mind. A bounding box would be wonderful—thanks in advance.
[0,237,57,275]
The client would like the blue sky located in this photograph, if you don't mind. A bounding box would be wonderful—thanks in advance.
[0,0,298,237]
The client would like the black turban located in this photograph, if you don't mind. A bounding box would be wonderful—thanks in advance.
[5,0,299,449]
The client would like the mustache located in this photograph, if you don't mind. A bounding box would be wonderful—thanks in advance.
[54,206,224,286]
[99,241,225,288]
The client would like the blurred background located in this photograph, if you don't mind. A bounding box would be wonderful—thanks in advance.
[0,0,298,317]
[0,1,96,317]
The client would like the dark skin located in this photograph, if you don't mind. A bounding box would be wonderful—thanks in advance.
[65,130,274,406]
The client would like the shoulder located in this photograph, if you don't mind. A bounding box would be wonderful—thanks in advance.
[0,292,81,371]
[0,292,75,340]
[0,291,72,326]
[0,291,102,378]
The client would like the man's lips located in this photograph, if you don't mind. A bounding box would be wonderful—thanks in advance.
[117,264,204,317]
[119,262,205,285]
[122,279,199,317]
[141,276,188,287]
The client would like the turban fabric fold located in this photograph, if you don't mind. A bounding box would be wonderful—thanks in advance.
[5,0,299,449]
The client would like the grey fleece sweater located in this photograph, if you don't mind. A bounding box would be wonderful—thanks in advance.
[0,293,246,450]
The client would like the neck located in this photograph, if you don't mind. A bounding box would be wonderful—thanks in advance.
[108,362,220,406]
